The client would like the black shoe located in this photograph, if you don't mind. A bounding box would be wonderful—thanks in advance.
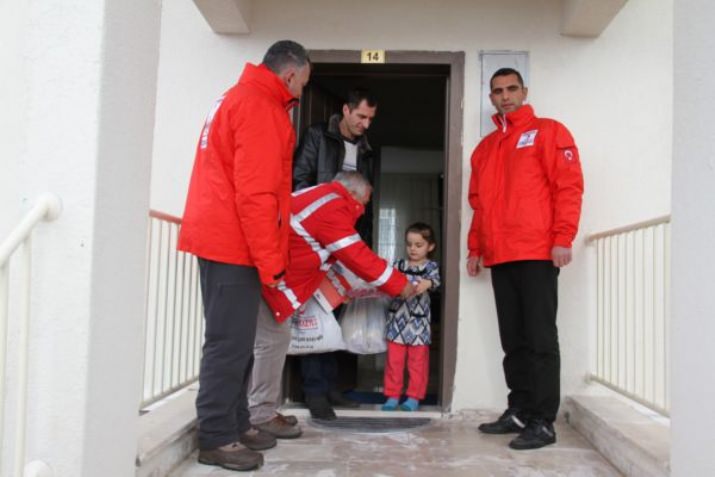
[508,419,557,450]
[327,390,360,408]
[305,394,337,420]
[478,408,527,434]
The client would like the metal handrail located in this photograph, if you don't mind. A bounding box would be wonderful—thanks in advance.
[0,194,63,264]
[0,193,62,477]
[149,209,182,225]
[587,214,671,416]
[141,210,203,410]
[586,215,671,243]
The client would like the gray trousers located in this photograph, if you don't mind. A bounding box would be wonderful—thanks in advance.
[196,259,260,450]
[248,299,292,425]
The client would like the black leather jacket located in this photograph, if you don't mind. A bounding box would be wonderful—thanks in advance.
[293,114,377,245]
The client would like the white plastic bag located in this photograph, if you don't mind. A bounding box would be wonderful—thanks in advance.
[339,296,391,354]
[287,297,346,355]
[333,261,383,299]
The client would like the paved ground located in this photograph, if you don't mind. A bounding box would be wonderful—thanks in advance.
[171,410,621,477]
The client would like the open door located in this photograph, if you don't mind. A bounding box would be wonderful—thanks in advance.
[283,51,464,412]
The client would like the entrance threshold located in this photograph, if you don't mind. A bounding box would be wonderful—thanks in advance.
[279,404,443,419]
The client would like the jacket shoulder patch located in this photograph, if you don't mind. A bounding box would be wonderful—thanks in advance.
[516,129,538,149]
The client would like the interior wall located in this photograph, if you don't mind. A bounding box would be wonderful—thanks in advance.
[151,0,673,411]
[381,147,443,174]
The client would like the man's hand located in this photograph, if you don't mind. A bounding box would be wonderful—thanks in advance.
[266,279,284,289]
[466,256,481,277]
[399,281,416,299]
[551,246,572,268]
[414,279,432,295]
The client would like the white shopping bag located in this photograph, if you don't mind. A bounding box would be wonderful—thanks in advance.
[287,297,347,355]
[333,261,384,299]
[339,296,391,354]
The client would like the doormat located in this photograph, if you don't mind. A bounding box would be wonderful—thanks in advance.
[343,390,438,405]
[309,416,432,434]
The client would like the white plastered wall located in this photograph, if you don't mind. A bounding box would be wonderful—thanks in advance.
[671,0,715,475]
[0,0,161,475]
[151,0,673,412]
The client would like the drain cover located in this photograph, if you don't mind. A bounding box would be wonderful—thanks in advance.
[309,416,431,434]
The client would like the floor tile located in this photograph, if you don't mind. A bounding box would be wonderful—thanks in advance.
[170,414,621,477]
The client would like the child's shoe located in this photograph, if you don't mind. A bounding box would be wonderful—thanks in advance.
[400,398,419,412]
[381,398,399,411]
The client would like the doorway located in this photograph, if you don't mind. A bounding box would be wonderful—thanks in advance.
[284,50,464,412]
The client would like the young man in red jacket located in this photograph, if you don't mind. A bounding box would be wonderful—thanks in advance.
[177,40,310,472]
[247,171,415,436]
[467,68,584,450]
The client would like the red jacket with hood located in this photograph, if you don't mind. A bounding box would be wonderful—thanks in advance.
[178,63,297,285]
[468,105,584,267]
[262,181,408,323]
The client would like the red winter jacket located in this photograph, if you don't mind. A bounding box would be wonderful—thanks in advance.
[262,181,408,322]
[468,105,584,267]
[178,63,298,285]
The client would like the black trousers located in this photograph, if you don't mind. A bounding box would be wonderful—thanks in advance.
[196,258,261,450]
[491,260,560,422]
[301,352,338,397]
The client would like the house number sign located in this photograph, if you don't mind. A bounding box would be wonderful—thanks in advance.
[361,50,385,64]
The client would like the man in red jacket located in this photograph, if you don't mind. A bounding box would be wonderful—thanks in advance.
[467,68,584,450]
[177,40,310,472]
[247,171,415,435]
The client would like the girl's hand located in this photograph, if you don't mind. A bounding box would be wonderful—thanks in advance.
[414,279,432,295]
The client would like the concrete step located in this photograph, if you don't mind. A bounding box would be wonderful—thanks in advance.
[136,386,198,477]
[563,386,670,477]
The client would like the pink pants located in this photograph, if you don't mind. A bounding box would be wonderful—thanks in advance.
[383,341,429,400]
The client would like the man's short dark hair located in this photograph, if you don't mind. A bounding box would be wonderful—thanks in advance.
[490,68,525,90]
[345,88,378,111]
[262,40,310,74]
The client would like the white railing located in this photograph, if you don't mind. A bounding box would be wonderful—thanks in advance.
[141,210,204,410]
[0,193,62,477]
[588,215,671,415]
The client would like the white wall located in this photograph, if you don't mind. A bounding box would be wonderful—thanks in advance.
[151,0,673,411]
[0,0,161,475]
[671,0,715,475]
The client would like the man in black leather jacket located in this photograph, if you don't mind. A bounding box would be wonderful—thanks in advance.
[292,89,378,419]
[293,88,378,246]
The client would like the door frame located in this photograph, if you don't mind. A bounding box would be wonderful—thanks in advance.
[307,50,464,411]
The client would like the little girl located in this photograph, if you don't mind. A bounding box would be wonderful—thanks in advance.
[382,222,441,411]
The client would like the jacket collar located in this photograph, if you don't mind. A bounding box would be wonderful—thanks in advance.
[330,181,365,218]
[491,104,536,134]
[238,63,298,111]
[326,114,373,152]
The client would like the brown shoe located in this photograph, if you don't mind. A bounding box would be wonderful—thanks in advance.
[276,412,298,426]
[256,415,303,439]
[239,427,277,450]
[198,442,263,471]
